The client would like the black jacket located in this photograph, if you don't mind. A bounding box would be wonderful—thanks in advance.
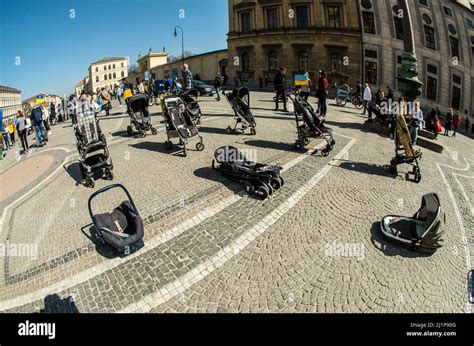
[274,72,286,89]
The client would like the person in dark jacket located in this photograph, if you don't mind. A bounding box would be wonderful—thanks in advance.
[316,71,328,117]
[214,74,222,101]
[16,110,29,153]
[444,108,453,136]
[274,67,288,112]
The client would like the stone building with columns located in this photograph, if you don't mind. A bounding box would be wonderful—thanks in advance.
[0,85,22,120]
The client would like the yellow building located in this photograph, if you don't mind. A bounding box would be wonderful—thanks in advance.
[0,85,22,120]
[137,50,168,75]
[88,57,128,93]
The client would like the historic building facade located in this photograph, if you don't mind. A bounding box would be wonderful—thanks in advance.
[88,57,128,93]
[0,85,22,120]
[227,0,363,86]
[359,0,474,117]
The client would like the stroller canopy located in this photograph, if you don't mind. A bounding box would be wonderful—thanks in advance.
[129,94,149,112]
[214,146,250,165]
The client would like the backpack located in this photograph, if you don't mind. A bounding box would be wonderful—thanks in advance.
[32,107,43,123]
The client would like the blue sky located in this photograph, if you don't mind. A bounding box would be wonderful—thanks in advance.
[0,0,228,99]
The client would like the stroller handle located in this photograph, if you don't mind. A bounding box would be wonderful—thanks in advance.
[87,184,139,221]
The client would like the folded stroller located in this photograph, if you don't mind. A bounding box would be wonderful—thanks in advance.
[389,114,422,183]
[126,94,158,137]
[88,184,144,255]
[179,89,202,126]
[290,95,336,155]
[380,193,444,254]
[212,146,284,200]
[74,102,113,188]
[162,95,204,156]
[223,87,256,135]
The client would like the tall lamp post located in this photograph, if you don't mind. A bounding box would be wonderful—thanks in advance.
[173,26,184,68]
[396,0,423,103]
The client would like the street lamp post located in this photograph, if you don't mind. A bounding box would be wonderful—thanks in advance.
[396,0,423,103]
[173,26,184,68]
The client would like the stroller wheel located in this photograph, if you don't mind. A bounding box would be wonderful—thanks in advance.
[256,185,270,200]
[295,141,304,151]
[226,126,232,134]
[265,183,274,196]
[182,145,187,157]
[389,165,398,175]
[278,176,285,187]
[250,128,256,136]
[105,170,114,180]
[151,127,158,135]
[164,141,172,150]
[270,178,281,191]
[243,181,255,194]
[330,139,336,147]
[127,126,132,136]
[303,138,310,146]
[86,176,95,188]
[196,142,205,151]
[414,171,421,183]
[321,149,330,157]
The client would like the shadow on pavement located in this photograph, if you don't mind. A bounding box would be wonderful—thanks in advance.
[369,222,430,258]
[40,294,80,313]
[244,139,298,152]
[129,141,188,157]
[63,160,83,185]
[198,126,233,135]
[193,166,242,195]
[80,224,118,259]
[336,159,392,178]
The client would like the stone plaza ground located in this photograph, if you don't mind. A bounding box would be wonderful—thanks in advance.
[0,92,473,313]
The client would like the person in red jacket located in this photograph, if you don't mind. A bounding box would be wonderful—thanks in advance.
[433,114,442,140]
[452,111,461,138]
[316,70,328,117]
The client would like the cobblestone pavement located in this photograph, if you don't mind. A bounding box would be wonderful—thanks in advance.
[0,93,472,313]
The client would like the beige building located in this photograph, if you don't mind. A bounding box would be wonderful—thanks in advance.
[88,57,128,93]
[74,79,85,98]
[138,50,168,75]
[22,93,62,114]
[227,0,363,86]
[0,85,22,120]
[359,0,474,118]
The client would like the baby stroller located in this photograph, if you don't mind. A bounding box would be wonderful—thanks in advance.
[380,193,444,254]
[212,146,284,200]
[290,95,336,156]
[223,87,256,135]
[74,102,113,188]
[389,114,422,183]
[162,95,204,156]
[179,89,202,126]
[88,184,144,255]
[127,94,158,137]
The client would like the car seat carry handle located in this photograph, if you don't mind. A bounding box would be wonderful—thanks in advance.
[88,184,138,220]
[100,227,130,239]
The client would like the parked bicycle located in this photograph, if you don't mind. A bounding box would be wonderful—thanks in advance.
[335,84,364,109]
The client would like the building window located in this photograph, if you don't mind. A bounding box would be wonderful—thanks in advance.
[108,73,112,79]
[331,53,343,76]
[95,67,98,72]
[266,8,278,29]
[361,0,372,10]
[448,24,457,35]
[268,51,278,71]
[96,76,99,82]
[295,5,309,28]
[426,76,437,100]
[365,49,377,59]
[419,0,428,6]
[327,6,342,28]
[241,12,251,32]
[450,36,460,59]
[393,15,403,39]
[121,62,124,68]
[453,74,461,84]
[424,26,436,50]
[104,65,107,70]
[241,52,250,72]
[427,64,437,74]
[365,61,377,84]
[422,14,432,25]
[113,64,116,69]
[104,74,107,80]
[451,86,461,109]
[121,71,125,77]
[443,6,453,17]
[466,18,473,29]
[113,72,116,78]
[108,64,111,69]
[362,11,376,34]
[298,51,309,71]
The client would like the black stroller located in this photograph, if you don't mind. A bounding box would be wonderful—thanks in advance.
[162,95,205,156]
[223,87,256,135]
[74,103,113,188]
[380,193,444,254]
[290,95,336,156]
[126,94,158,137]
[179,89,202,126]
[212,146,284,200]
[88,184,144,255]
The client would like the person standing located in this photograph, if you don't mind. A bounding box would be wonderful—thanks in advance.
[99,88,112,116]
[8,119,16,145]
[316,71,328,117]
[68,95,78,124]
[259,77,263,89]
[214,73,222,101]
[452,111,461,138]
[50,101,56,125]
[362,83,372,116]
[300,70,311,101]
[30,105,46,147]
[116,85,123,106]
[2,120,11,150]
[264,75,269,88]
[444,108,453,136]
[386,86,394,105]
[274,67,288,112]
[138,80,145,94]
[408,102,424,145]
[42,104,51,136]
[182,64,193,91]
[16,111,29,153]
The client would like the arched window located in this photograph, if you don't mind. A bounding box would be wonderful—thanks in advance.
[113,72,116,78]
[109,73,112,79]
[108,64,111,69]
[121,62,124,67]
[96,76,99,82]
[95,67,98,72]
[298,51,309,71]
[268,51,278,71]
[113,64,116,69]
[331,53,343,75]
[121,71,125,77]
[104,74,107,80]
[104,65,107,70]
[241,52,250,72]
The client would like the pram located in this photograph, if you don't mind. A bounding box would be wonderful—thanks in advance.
[179,89,202,126]
[126,94,157,137]
[289,95,336,155]
[162,95,204,156]
[389,114,422,183]
[212,146,284,200]
[380,193,444,254]
[88,184,144,255]
[74,102,113,188]
[223,87,256,135]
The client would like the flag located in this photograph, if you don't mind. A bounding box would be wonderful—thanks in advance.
[294,74,308,86]
[36,94,45,104]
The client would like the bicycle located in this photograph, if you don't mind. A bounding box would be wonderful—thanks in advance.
[335,84,364,109]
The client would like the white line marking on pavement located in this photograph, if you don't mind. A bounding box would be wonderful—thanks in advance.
[119,138,357,313]
[435,161,472,313]
[452,173,474,216]
[0,137,328,311]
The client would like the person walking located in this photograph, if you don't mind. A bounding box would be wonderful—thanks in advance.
[116,85,123,106]
[214,73,222,101]
[259,77,263,89]
[42,104,51,136]
[30,105,46,147]
[8,119,16,145]
[300,70,311,101]
[362,83,372,116]
[68,95,78,124]
[2,120,11,150]
[50,101,57,125]
[16,111,29,153]
[274,67,288,112]
[264,75,269,88]
[316,70,328,117]
[444,108,453,136]
[452,111,461,138]
[99,88,112,116]
[408,102,424,145]
[182,64,193,91]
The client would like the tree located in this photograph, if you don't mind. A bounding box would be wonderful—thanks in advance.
[128,63,139,75]
[167,50,195,63]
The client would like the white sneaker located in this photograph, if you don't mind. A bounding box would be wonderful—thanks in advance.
[48,131,52,135]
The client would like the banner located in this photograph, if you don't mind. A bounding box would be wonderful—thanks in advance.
[294,74,308,86]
